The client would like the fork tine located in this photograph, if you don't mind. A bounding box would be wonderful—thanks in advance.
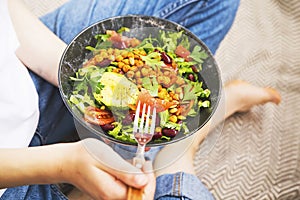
[133,101,141,133]
[139,103,147,134]
[150,108,156,134]
[144,105,151,134]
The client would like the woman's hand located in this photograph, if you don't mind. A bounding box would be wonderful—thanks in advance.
[0,139,155,200]
[62,138,156,200]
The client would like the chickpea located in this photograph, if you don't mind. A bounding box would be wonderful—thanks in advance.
[136,78,143,84]
[100,51,108,58]
[108,54,115,61]
[163,71,170,76]
[170,75,178,84]
[114,49,120,56]
[157,76,164,84]
[136,60,144,67]
[116,55,123,62]
[135,71,141,78]
[126,70,135,78]
[107,48,113,54]
[122,65,131,73]
[130,38,141,47]
[162,76,171,85]
[131,66,138,72]
[176,77,185,85]
[150,70,156,76]
[121,51,128,58]
[95,55,103,63]
[141,68,149,76]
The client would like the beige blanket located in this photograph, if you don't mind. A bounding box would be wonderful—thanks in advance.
[25,0,300,199]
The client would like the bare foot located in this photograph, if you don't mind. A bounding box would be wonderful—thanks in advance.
[224,80,281,116]
[154,80,281,177]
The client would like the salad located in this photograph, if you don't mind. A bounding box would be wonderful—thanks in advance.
[68,27,211,144]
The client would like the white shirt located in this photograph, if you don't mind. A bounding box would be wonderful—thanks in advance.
[0,0,39,196]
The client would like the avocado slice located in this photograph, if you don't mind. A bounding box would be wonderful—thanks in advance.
[94,72,139,108]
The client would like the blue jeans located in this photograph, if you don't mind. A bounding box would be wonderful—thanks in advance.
[1,0,239,199]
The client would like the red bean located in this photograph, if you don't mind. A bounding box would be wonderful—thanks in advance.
[153,131,163,139]
[161,52,172,64]
[162,128,178,137]
[101,123,115,131]
[188,73,195,81]
[191,65,198,73]
[122,112,135,125]
[98,59,111,67]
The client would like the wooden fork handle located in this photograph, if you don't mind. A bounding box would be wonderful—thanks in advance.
[127,186,144,200]
[127,156,145,200]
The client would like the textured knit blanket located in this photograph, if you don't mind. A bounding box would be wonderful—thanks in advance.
[25,0,300,199]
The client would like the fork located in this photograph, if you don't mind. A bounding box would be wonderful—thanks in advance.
[127,101,156,200]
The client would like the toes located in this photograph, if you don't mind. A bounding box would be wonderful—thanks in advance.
[224,80,282,114]
[264,88,281,105]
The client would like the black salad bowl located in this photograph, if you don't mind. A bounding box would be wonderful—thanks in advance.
[58,15,222,147]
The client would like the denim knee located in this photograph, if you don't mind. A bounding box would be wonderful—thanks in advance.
[155,172,215,200]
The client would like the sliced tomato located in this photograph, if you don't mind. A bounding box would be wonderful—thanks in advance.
[84,106,115,126]
[107,30,140,49]
[175,45,191,61]
[137,90,177,113]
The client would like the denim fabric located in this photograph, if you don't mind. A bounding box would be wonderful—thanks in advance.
[40,0,239,54]
[2,0,239,199]
[27,70,76,146]
[155,172,215,200]
[0,185,67,200]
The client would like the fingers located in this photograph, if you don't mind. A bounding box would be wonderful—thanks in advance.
[81,138,149,188]
[71,139,153,200]
[81,166,128,200]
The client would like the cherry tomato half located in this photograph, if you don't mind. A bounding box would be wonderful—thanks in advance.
[84,106,115,126]
[175,45,191,61]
